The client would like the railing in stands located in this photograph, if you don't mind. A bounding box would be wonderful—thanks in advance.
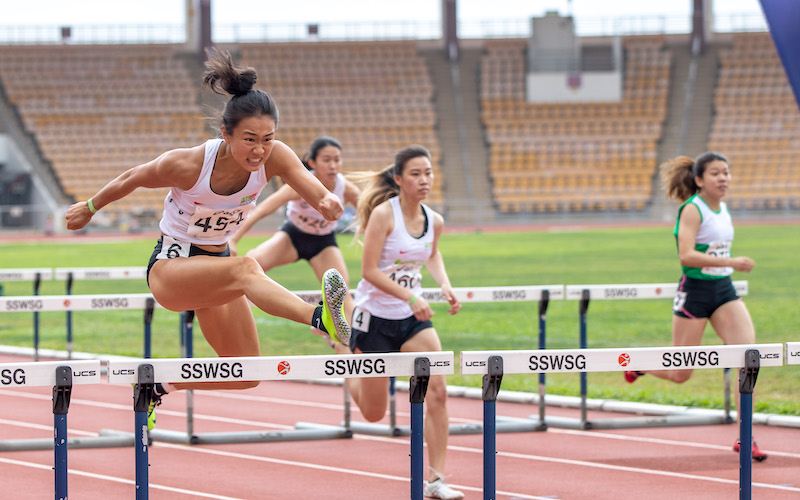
[0,14,767,45]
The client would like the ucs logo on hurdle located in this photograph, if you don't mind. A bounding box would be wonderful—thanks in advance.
[1,367,98,386]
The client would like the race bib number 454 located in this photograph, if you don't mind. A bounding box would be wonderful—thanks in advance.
[187,205,252,240]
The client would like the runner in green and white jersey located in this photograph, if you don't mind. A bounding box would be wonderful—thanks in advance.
[625,152,767,461]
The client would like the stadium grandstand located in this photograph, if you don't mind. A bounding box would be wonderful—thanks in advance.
[0,2,797,233]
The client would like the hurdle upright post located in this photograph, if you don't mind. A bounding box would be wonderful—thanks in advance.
[133,363,155,500]
[53,366,72,500]
[33,271,42,361]
[739,349,759,500]
[65,272,74,359]
[483,355,503,500]
[388,377,402,435]
[537,290,549,430]
[578,289,590,428]
[181,311,196,442]
[724,368,733,423]
[143,297,155,358]
[409,357,430,500]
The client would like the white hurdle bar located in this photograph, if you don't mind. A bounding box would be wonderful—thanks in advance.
[786,343,800,364]
[54,267,148,359]
[0,293,161,361]
[0,360,113,500]
[339,285,562,437]
[106,352,453,500]
[562,281,748,430]
[0,268,53,361]
[0,284,564,443]
[462,344,782,500]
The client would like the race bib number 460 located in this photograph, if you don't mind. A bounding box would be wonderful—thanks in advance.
[187,205,252,240]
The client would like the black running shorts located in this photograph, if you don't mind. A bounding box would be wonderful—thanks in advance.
[672,275,740,319]
[279,220,338,262]
[350,310,433,353]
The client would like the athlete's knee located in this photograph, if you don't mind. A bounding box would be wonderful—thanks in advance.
[425,378,448,409]
[355,389,388,422]
[360,403,388,422]
[237,255,267,281]
[672,370,693,384]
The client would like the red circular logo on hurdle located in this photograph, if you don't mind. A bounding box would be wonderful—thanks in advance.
[618,353,630,367]
[277,361,291,375]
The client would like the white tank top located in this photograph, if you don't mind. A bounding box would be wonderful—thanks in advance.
[285,172,346,235]
[159,139,268,245]
[354,196,434,320]
[674,193,734,278]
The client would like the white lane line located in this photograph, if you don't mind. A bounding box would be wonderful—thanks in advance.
[338,433,800,493]
[0,417,544,499]
[4,388,800,461]
[3,390,799,493]
[0,456,245,499]
[547,427,800,459]
[201,390,485,425]
[153,442,550,500]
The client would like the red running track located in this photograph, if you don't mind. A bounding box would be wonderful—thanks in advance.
[1,354,799,499]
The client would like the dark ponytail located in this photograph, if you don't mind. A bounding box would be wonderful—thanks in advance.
[660,152,728,202]
[201,48,279,133]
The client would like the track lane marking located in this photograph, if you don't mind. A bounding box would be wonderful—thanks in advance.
[0,456,245,499]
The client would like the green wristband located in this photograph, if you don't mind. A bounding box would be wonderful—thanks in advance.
[87,198,98,214]
[408,295,418,305]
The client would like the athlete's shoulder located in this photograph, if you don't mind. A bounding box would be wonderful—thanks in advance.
[154,144,205,189]
[373,197,395,215]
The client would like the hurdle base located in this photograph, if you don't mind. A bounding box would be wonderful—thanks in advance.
[147,426,352,445]
[539,412,732,431]
[293,422,354,438]
[0,434,134,451]
[343,416,546,437]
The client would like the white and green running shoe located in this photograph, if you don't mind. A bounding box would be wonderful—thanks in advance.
[147,392,161,431]
[320,269,350,345]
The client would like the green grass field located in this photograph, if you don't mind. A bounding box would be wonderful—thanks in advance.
[1,223,798,415]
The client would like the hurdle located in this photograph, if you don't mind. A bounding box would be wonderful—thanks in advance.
[0,359,106,500]
[139,349,453,447]
[0,292,163,361]
[0,268,53,361]
[557,281,748,430]
[320,285,563,437]
[0,292,164,454]
[53,267,147,359]
[106,351,452,500]
[461,343,784,500]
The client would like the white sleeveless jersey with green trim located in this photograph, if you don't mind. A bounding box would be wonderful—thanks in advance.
[353,196,434,320]
[673,194,734,279]
[159,139,268,245]
[285,172,346,235]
